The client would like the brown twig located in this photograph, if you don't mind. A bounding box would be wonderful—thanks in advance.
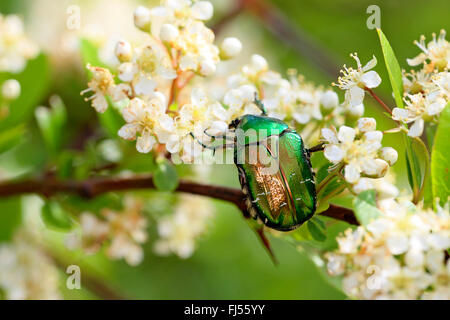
[244,0,340,78]
[0,175,358,225]
[48,252,126,300]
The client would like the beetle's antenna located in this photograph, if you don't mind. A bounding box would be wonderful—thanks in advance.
[254,93,268,116]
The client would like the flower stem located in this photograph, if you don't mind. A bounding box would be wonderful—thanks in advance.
[365,87,392,115]
[316,163,343,196]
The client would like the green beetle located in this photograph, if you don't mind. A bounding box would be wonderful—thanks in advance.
[198,99,320,232]
[230,114,316,231]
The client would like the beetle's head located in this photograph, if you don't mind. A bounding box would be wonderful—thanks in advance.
[229,118,241,129]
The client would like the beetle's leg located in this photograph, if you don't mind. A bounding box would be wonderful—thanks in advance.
[190,132,234,156]
[243,210,278,265]
[254,226,278,265]
[203,128,235,142]
[308,143,325,153]
[254,93,268,116]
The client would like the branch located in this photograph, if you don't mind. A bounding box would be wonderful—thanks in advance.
[48,251,127,300]
[0,175,358,225]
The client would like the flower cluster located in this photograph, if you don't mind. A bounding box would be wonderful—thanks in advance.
[322,118,398,190]
[326,200,450,300]
[66,198,148,266]
[0,14,39,73]
[0,232,61,300]
[393,30,449,137]
[154,194,213,259]
[82,1,248,160]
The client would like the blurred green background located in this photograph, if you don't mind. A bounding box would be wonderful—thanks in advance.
[0,0,448,299]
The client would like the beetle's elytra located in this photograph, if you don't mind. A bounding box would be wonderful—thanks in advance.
[231,114,316,231]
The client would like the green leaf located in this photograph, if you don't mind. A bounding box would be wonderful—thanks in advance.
[376,29,404,109]
[80,38,108,69]
[0,54,51,131]
[0,197,22,242]
[353,190,382,226]
[404,135,422,197]
[154,158,179,192]
[431,103,450,206]
[41,201,73,231]
[0,124,26,154]
[307,220,326,242]
[35,96,67,155]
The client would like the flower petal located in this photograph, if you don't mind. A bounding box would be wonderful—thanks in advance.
[361,71,381,88]
[344,164,360,184]
[324,145,344,163]
[408,118,424,137]
[338,126,356,143]
[136,131,156,153]
[347,86,365,106]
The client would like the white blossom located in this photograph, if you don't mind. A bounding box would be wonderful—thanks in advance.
[334,53,381,106]
[118,96,174,154]
[407,30,450,71]
[322,118,395,186]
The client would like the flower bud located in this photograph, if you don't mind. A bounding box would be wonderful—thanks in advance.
[160,24,179,43]
[380,147,398,166]
[374,159,389,178]
[2,79,21,100]
[134,6,151,31]
[220,37,242,59]
[191,1,214,21]
[250,54,268,73]
[320,90,339,110]
[115,40,132,62]
[347,103,364,119]
[357,117,376,132]
[199,60,216,76]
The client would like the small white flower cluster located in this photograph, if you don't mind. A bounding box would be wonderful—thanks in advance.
[0,14,39,73]
[322,118,398,191]
[154,194,213,259]
[393,30,449,137]
[134,0,221,77]
[223,55,345,133]
[0,233,61,300]
[82,1,246,160]
[326,200,450,300]
[66,198,148,266]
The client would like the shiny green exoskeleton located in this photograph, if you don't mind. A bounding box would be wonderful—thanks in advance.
[230,114,316,231]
